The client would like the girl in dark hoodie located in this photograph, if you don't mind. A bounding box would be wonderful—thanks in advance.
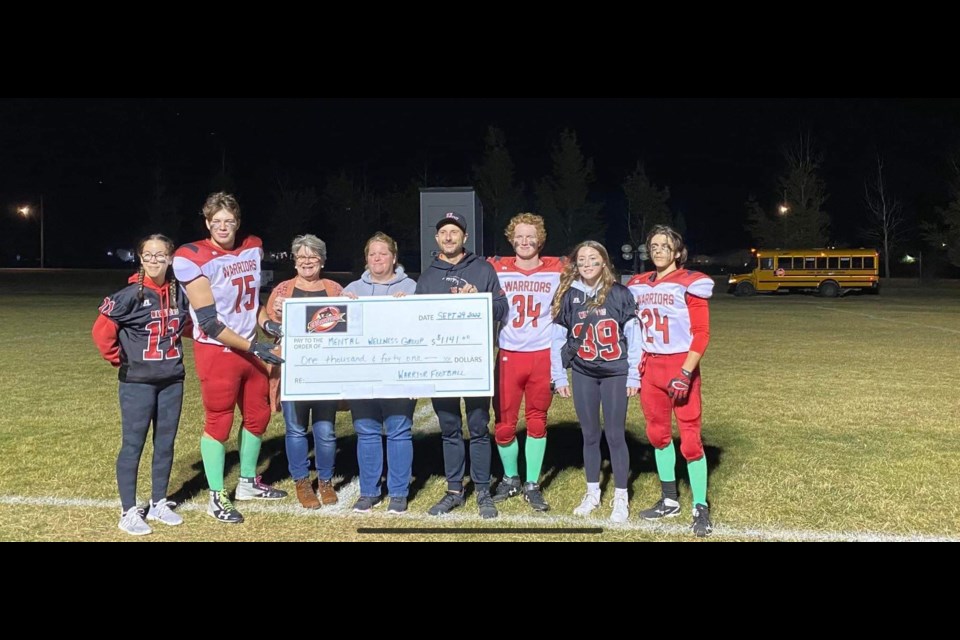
[92,234,191,535]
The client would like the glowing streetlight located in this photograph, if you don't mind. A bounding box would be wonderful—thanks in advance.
[17,195,44,268]
[778,203,790,215]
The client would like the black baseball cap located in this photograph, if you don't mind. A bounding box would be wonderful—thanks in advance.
[435,211,468,233]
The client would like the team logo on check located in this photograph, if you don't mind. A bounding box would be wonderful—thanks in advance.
[306,305,348,333]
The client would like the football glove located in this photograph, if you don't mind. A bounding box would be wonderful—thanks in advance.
[668,368,692,402]
[250,340,284,365]
[262,320,283,339]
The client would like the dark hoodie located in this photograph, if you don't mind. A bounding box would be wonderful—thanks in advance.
[92,273,191,384]
[415,250,508,322]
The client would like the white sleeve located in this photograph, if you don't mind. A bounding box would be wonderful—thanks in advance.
[688,277,715,299]
[172,256,202,282]
[550,323,569,388]
[623,317,642,387]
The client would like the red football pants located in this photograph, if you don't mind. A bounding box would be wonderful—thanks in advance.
[493,348,553,444]
[194,341,271,442]
[639,352,704,461]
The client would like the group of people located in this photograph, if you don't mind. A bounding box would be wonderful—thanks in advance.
[93,190,715,537]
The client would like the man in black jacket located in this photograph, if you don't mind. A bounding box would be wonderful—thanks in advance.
[416,211,508,518]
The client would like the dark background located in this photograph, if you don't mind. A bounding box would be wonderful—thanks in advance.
[3,98,958,270]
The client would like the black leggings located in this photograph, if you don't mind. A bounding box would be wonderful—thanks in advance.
[572,371,629,489]
[117,380,183,510]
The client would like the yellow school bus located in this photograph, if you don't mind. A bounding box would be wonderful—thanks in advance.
[728,248,880,297]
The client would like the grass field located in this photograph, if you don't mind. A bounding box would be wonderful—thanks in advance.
[1,270,958,541]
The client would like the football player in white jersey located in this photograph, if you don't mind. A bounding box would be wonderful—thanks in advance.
[172,192,286,525]
[488,213,565,511]
[626,225,714,537]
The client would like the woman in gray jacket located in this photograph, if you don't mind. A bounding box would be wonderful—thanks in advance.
[343,232,418,513]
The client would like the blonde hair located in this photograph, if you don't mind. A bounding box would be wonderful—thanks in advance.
[551,240,617,319]
[201,191,241,222]
[504,213,547,248]
[364,231,399,261]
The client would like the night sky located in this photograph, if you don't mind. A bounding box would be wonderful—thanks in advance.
[3,98,959,269]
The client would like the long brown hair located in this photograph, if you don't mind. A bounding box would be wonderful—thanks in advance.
[136,234,177,310]
[551,240,617,319]
[646,224,688,269]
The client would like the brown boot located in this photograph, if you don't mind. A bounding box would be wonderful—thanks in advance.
[295,477,321,509]
[316,479,338,505]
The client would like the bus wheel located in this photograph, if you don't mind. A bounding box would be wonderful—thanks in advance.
[735,281,756,297]
[818,280,840,298]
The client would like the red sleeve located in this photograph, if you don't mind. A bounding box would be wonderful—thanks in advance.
[92,314,122,367]
[686,293,710,355]
[181,315,194,341]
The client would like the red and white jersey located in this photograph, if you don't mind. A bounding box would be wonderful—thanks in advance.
[489,256,565,352]
[173,235,263,345]
[626,269,713,354]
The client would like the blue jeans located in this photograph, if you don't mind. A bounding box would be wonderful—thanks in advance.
[351,398,416,498]
[281,400,337,482]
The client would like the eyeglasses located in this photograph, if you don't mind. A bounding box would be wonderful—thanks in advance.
[209,220,238,229]
[141,253,169,263]
[294,255,321,264]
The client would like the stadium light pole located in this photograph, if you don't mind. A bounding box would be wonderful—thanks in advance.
[17,195,44,268]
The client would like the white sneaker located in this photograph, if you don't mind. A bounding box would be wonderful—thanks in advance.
[609,494,630,523]
[572,492,601,516]
[147,499,184,526]
[235,475,288,500]
[118,506,152,536]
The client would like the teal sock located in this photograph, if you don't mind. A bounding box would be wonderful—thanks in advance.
[687,456,708,506]
[239,429,262,478]
[524,436,547,484]
[654,440,677,482]
[498,440,519,478]
[200,436,226,492]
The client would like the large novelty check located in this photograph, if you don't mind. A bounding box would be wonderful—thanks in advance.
[280,293,494,400]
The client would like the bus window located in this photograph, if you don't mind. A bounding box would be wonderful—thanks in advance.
[760,257,774,270]
[828,257,838,269]
[852,257,863,269]
[777,257,792,270]
[804,257,816,270]
[840,257,851,269]
[816,257,827,269]
[864,256,875,269]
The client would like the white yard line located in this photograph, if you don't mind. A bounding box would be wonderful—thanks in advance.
[814,306,960,335]
[2,493,956,542]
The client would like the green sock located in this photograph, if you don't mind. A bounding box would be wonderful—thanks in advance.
[524,436,547,484]
[239,429,262,478]
[687,456,708,506]
[498,440,519,478]
[654,440,677,482]
[200,436,226,492]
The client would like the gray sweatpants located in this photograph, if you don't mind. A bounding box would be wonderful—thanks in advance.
[572,370,630,489]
